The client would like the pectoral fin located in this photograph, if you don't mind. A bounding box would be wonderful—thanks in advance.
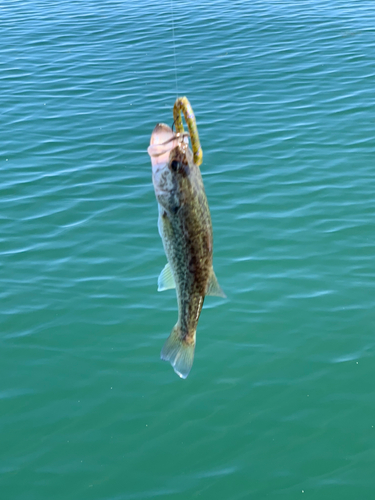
[158,263,176,291]
[206,268,226,298]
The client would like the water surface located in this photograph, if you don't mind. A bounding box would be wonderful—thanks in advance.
[1,1,375,499]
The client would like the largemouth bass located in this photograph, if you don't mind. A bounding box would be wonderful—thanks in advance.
[148,123,225,379]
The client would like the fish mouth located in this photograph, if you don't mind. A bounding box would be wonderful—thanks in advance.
[148,123,189,163]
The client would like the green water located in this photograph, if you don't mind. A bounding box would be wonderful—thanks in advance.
[2,1,375,498]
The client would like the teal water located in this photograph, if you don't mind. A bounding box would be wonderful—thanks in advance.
[2,1,375,498]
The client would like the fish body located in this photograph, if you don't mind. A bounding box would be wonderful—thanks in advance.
[148,123,225,379]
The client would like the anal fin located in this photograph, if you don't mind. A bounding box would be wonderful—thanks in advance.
[158,262,176,291]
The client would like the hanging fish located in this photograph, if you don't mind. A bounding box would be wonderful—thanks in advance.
[147,97,225,379]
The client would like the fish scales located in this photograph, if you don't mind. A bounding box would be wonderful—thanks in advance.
[148,122,225,379]
[160,146,212,341]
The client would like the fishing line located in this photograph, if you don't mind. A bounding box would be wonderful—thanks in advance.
[171,0,179,98]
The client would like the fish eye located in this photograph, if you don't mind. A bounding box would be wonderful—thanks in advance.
[171,160,180,172]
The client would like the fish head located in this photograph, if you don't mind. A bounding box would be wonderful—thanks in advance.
[148,123,191,205]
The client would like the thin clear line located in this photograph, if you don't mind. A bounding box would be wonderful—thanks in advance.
[171,0,179,98]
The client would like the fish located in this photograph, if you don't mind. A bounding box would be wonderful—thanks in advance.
[148,122,225,379]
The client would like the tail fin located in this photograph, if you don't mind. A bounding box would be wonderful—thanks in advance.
[160,324,195,379]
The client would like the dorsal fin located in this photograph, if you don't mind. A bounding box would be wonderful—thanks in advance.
[206,268,226,298]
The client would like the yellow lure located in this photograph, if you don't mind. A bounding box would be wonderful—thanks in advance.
[173,96,203,167]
